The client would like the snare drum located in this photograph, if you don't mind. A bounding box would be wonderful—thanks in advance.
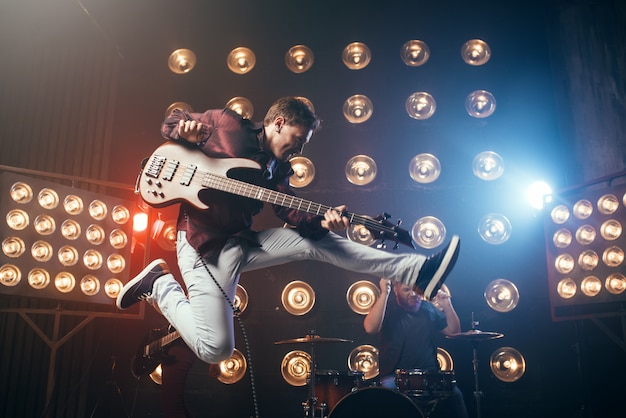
[395,369,456,399]
[315,370,364,411]
[328,387,424,418]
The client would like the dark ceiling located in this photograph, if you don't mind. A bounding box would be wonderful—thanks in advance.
[1,1,625,418]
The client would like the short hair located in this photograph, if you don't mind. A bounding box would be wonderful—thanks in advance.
[264,97,320,131]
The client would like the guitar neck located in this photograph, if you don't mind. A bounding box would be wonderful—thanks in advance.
[204,173,367,226]
[144,330,181,357]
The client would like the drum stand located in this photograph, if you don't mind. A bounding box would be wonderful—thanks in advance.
[446,314,504,418]
[410,397,440,418]
[301,338,320,418]
[470,340,483,418]
[274,331,352,418]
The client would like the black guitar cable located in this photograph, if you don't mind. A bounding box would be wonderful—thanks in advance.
[199,256,260,418]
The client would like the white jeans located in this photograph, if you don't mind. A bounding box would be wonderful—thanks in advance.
[152,228,426,363]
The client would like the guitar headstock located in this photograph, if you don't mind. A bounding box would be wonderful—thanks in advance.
[372,213,416,249]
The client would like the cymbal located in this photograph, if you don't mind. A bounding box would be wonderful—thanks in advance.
[274,335,353,345]
[446,329,504,341]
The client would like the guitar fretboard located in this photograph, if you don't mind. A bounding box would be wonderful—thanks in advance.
[144,330,181,357]
[201,173,398,238]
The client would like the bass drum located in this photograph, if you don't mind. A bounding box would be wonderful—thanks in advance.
[328,387,425,418]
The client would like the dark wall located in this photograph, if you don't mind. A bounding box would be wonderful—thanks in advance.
[1,1,626,418]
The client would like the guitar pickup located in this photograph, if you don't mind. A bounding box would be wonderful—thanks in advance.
[180,164,197,186]
[162,159,179,182]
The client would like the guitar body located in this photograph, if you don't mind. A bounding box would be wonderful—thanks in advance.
[130,326,181,378]
[139,142,262,209]
[137,141,416,249]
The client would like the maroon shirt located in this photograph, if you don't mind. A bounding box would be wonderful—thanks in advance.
[160,108,327,257]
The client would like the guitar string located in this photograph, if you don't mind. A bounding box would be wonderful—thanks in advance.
[165,162,405,238]
[198,255,260,418]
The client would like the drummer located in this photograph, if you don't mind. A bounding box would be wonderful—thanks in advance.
[363,279,468,418]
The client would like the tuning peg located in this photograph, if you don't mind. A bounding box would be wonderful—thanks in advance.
[396,219,402,226]
[377,240,387,249]
[383,212,391,220]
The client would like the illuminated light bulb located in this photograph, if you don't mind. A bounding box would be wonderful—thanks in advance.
[581,276,601,297]
[409,153,440,184]
[2,237,25,258]
[550,205,570,225]
[61,219,81,240]
[10,182,33,203]
[63,195,84,215]
[6,209,29,230]
[112,205,131,224]
[478,213,512,245]
[555,254,575,274]
[34,215,56,235]
[465,90,496,118]
[405,92,436,120]
[577,250,599,271]
[526,181,552,209]
[80,275,100,296]
[600,219,622,240]
[54,272,76,293]
[227,47,256,74]
[110,229,128,249]
[89,200,108,220]
[225,97,254,119]
[168,49,196,74]
[400,40,430,67]
[31,240,53,262]
[58,245,79,266]
[38,188,59,209]
[342,42,371,70]
[86,224,105,245]
[461,39,491,66]
[575,225,596,245]
[165,102,193,118]
[411,216,446,249]
[104,278,123,298]
[557,278,576,299]
[573,199,593,219]
[473,151,504,181]
[107,254,126,274]
[605,273,626,295]
[343,95,373,123]
[0,264,21,286]
[597,194,619,215]
[602,246,624,267]
[285,45,314,73]
[83,249,103,270]
[133,213,148,232]
[347,224,375,247]
[28,268,50,289]
[345,155,377,185]
[553,228,572,248]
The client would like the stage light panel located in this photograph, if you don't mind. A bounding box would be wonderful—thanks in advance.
[0,172,134,304]
[544,181,626,320]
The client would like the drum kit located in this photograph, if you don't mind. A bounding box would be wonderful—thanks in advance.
[276,321,504,418]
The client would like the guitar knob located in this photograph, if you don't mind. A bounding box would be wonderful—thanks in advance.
[145,178,153,185]
[155,181,162,187]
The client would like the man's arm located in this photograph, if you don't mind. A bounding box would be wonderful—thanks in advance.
[432,290,461,336]
[364,278,392,334]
